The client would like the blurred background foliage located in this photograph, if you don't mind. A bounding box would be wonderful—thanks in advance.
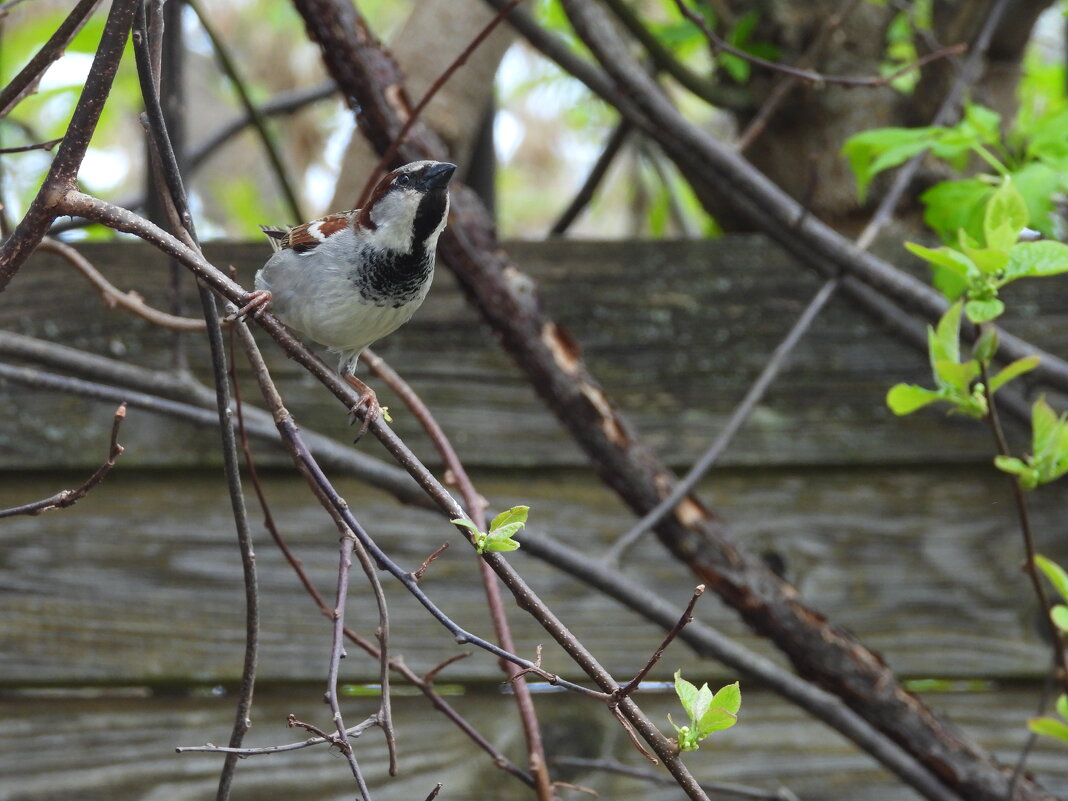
[0,0,1065,241]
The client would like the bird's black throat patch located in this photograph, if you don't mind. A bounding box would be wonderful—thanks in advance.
[348,187,447,308]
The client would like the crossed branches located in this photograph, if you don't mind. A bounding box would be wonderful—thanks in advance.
[1,2,1064,801]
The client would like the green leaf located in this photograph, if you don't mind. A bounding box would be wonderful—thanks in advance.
[921,179,992,245]
[1026,109,1068,167]
[973,328,999,363]
[1011,162,1062,239]
[482,537,521,553]
[964,298,1005,323]
[696,707,738,735]
[905,242,977,279]
[963,103,1003,145]
[1035,555,1068,603]
[709,681,741,716]
[487,521,526,542]
[451,518,482,535]
[988,355,1040,393]
[933,358,979,393]
[1058,693,1068,721]
[994,455,1039,489]
[1028,716,1068,743]
[674,671,701,719]
[886,384,943,415]
[1032,397,1061,462]
[1004,241,1068,280]
[1051,605,1068,633]
[690,683,714,723]
[983,179,1029,251]
[490,506,529,533]
[842,127,940,201]
[930,302,963,367]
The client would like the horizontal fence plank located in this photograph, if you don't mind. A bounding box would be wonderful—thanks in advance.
[1,467,1064,685]
[3,238,1065,470]
[3,685,1066,801]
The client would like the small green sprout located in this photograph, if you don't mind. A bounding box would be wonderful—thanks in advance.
[905,181,1068,324]
[994,399,1068,489]
[668,670,740,752]
[1028,557,1068,746]
[886,301,1040,419]
[451,505,529,555]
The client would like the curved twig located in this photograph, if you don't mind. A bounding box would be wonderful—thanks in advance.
[133,9,260,800]
[37,237,209,332]
[0,402,126,519]
[360,347,557,798]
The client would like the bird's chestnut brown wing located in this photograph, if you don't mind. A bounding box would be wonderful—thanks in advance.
[271,210,357,254]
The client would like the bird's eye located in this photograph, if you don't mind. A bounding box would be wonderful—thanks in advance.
[397,174,411,185]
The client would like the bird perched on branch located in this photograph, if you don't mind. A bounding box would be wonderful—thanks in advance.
[240,160,456,435]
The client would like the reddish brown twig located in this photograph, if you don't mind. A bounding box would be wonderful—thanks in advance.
[354,0,525,209]
[0,403,126,519]
[361,348,558,798]
[670,0,965,88]
[412,542,451,581]
[614,585,704,701]
[38,237,209,332]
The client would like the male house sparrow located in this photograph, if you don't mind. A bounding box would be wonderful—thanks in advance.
[242,160,456,431]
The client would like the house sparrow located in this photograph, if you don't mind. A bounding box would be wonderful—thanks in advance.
[241,160,456,433]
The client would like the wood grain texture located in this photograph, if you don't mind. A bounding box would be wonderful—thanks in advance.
[2,686,1066,801]
[4,238,1065,470]
[2,467,1064,685]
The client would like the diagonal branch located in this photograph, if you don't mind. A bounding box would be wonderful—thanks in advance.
[0,0,139,283]
[0,0,103,118]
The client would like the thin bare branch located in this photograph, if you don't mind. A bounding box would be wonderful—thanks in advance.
[0,0,103,117]
[355,0,525,209]
[670,0,965,88]
[553,757,801,801]
[0,402,126,519]
[37,237,209,332]
[361,347,556,799]
[614,585,704,701]
[132,10,259,800]
[186,0,305,223]
[0,0,138,283]
[177,716,378,756]
[0,137,64,154]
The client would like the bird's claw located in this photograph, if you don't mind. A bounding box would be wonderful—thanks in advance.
[345,375,381,442]
[228,289,273,322]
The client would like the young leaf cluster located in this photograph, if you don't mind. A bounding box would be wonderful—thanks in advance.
[842,104,1005,203]
[668,670,740,752]
[451,506,529,555]
[885,301,1038,418]
[905,180,1068,323]
[995,401,1068,489]
[843,99,1068,243]
[1028,556,1068,744]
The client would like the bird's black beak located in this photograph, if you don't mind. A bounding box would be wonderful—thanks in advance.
[418,162,456,191]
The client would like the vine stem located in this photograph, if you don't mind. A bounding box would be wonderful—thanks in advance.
[979,359,1068,698]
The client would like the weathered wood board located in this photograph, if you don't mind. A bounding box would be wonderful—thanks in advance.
[3,238,1065,470]
[1,468,1064,685]
[2,685,1066,801]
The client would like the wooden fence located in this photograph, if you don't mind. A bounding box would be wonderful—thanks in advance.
[3,238,1067,800]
